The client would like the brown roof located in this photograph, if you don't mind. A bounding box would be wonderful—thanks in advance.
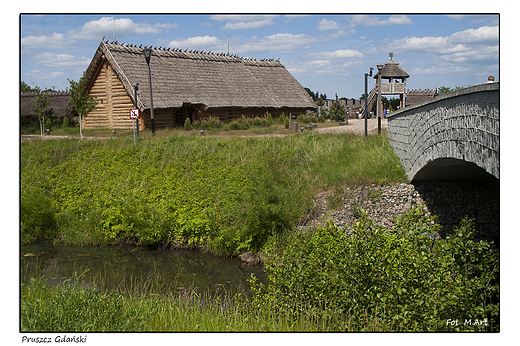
[374,59,410,79]
[406,89,437,107]
[20,91,74,118]
[85,41,316,110]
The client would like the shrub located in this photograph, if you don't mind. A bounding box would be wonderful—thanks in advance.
[224,117,250,131]
[192,116,223,130]
[184,118,192,131]
[296,114,320,125]
[45,118,52,130]
[21,185,57,244]
[281,113,289,129]
[266,113,273,125]
[62,117,69,128]
[260,206,499,331]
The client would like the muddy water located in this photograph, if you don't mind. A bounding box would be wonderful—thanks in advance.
[21,242,267,296]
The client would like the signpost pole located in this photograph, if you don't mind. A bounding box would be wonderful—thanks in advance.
[130,108,139,145]
[134,83,139,138]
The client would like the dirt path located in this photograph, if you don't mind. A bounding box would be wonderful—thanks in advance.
[21,118,388,141]
[313,118,388,135]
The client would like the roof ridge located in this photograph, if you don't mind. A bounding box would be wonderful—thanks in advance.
[104,41,281,66]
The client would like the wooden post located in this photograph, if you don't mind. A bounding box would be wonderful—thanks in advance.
[376,65,383,135]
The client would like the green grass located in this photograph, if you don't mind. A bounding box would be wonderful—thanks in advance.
[21,132,407,253]
[21,207,498,333]
[20,117,339,139]
[20,267,408,332]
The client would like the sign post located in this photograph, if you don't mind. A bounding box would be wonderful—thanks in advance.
[130,108,139,145]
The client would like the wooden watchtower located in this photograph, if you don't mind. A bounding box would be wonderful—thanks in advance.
[373,53,410,118]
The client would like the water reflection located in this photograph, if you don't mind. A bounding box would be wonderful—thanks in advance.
[21,242,267,297]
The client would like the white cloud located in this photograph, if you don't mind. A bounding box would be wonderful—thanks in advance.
[235,33,318,54]
[410,65,471,75]
[168,36,224,51]
[71,17,178,39]
[221,19,274,30]
[210,15,277,22]
[309,60,330,67]
[306,49,364,60]
[30,52,90,67]
[21,32,77,49]
[210,15,278,30]
[378,25,498,67]
[345,15,412,28]
[448,26,498,45]
[317,18,344,31]
[24,69,65,79]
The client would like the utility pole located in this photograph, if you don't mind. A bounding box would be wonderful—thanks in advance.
[376,64,383,135]
[143,48,155,136]
[364,67,373,138]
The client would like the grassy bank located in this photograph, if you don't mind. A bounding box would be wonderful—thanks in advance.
[21,207,499,332]
[21,132,406,254]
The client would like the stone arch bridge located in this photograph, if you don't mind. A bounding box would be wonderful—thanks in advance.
[387,82,499,183]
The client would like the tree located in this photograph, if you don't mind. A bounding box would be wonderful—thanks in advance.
[322,101,346,121]
[32,87,50,137]
[437,85,471,95]
[68,73,97,139]
[304,87,327,106]
[21,81,37,92]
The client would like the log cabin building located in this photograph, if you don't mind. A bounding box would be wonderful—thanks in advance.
[20,91,75,124]
[82,41,316,130]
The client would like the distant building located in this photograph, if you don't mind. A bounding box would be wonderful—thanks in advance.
[20,91,75,123]
[405,89,438,107]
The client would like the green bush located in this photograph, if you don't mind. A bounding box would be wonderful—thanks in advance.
[21,185,57,244]
[296,113,321,124]
[184,118,192,131]
[266,113,273,125]
[192,116,223,130]
[45,118,52,130]
[260,206,499,331]
[282,113,289,129]
[62,117,69,128]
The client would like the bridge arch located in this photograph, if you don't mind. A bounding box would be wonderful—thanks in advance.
[387,82,499,183]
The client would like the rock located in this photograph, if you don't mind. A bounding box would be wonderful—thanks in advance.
[238,251,259,265]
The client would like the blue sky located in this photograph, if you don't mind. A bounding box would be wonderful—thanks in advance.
[21,14,498,100]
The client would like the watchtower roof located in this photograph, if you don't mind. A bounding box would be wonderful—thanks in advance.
[374,53,410,79]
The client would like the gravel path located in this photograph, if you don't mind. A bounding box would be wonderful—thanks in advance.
[314,118,388,135]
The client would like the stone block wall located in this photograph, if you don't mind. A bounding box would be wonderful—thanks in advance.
[387,82,499,182]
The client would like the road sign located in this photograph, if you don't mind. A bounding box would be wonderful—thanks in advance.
[130,108,140,119]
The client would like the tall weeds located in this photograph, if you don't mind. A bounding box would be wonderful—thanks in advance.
[21,133,406,253]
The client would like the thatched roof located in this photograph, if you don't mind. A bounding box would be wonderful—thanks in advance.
[85,41,316,110]
[374,59,410,79]
[406,89,437,107]
[20,91,74,118]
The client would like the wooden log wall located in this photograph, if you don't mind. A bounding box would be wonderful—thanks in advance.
[140,109,175,129]
[200,107,309,123]
[85,60,135,130]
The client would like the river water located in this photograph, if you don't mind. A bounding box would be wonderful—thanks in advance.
[21,242,268,297]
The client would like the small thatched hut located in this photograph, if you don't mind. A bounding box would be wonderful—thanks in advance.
[82,41,316,130]
[20,91,75,123]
